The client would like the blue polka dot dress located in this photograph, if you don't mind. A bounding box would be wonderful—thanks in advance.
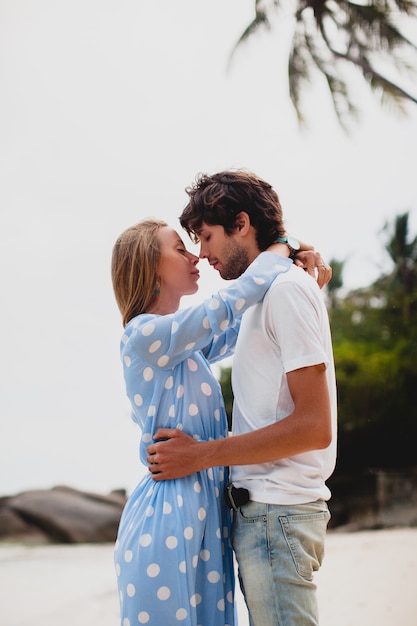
[114,252,291,626]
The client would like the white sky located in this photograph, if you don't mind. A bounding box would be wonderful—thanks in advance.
[1,0,416,496]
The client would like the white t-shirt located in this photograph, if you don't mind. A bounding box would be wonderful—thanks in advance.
[230,264,337,504]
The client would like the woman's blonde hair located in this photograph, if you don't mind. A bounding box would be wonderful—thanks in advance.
[111,219,167,326]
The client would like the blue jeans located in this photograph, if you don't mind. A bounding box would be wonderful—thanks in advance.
[232,500,330,626]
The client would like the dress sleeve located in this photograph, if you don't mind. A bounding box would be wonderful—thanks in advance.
[201,319,241,363]
[122,252,292,369]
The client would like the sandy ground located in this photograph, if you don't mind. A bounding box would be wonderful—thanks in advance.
[1,527,416,626]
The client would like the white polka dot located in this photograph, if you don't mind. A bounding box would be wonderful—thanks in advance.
[121,334,128,344]
[220,320,229,331]
[194,481,201,493]
[149,340,161,353]
[187,358,198,372]
[124,356,131,367]
[176,608,188,620]
[139,534,152,547]
[216,528,221,539]
[138,611,150,623]
[214,409,220,422]
[220,344,228,356]
[115,563,121,576]
[176,385,184,398]
[200,549,210,561]
[200,382,212,396]
[179,560,187,573]
[184,527,194,540]
[235,297,246,311]
[166,536,178,549]
[253,276,266,285]
[169,404,175,417]
[189,403,198,416]
[165,376,173,389]
[198,507,206,521]
[214,486,219,497]
[148,405,156,416]
[202,316,210,329]
[122,618,130,626]
[217,598,225,611]
[157,586,171,600]
[172,321,179,333]
[145,485,154,497]
[208,570,221,583]
[158,355,169,367]
[190,594,202,607]
[142,432,152,443]
[177,495,183,507]
[227,591,233,603]
[207,467,214,480]
[143,367,154,381]
[147,563,160,577]
[134,394,143,406]
[208,298,220,310]
[219,469,224,481]
[192,555,199,568]
[142,323,155,336]
[146,505,154,516]
[163,501,172,514]
[124,550,133,563]
[127,583,136,597]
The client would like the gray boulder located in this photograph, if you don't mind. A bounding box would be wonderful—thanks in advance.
[0,485,127,544]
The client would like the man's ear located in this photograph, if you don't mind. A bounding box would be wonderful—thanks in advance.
[234,211,251,235]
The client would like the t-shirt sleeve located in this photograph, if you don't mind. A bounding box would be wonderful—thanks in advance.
[265,280,329,373]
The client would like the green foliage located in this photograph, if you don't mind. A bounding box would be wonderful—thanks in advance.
[330,211,417,471]
[218,366,234,431]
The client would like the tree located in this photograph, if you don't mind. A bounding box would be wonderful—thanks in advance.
[326,257,345,309]
[379,211,417,322]
[231,0,417,129]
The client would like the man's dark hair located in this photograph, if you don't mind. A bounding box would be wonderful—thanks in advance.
[180,170,286,251]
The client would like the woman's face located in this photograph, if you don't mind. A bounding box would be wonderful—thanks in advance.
[156,227,200,300]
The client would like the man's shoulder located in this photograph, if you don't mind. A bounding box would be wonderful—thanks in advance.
[267,265,325,309]
[272,264,315,288]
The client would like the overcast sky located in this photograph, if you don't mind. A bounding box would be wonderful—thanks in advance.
[1,0,416,496]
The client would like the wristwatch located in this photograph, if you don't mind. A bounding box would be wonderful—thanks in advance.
[275,236,300,259]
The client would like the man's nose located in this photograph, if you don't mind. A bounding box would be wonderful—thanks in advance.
[199,242,207,258]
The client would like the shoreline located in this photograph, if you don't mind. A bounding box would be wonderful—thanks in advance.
[1,527,416,626]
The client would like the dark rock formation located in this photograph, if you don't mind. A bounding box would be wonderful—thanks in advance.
[0,485,127,544]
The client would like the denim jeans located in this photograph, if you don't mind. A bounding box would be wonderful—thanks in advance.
[232,500,330,626]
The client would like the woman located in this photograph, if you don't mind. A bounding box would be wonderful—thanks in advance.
[111,218,294,626]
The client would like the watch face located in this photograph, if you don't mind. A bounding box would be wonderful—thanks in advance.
[287,236,300,250]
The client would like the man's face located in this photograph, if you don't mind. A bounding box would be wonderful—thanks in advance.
[195,222,250,280]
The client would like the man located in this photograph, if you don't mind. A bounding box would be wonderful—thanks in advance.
[147,170,337,626]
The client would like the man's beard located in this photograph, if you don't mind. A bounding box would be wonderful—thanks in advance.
[219,240,251,280]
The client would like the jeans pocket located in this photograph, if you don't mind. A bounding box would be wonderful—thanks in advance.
[279,508,330,581]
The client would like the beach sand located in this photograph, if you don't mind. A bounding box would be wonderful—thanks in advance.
[1,527,416,626]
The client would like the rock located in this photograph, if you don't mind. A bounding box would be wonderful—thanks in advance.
[0,486,127,544]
